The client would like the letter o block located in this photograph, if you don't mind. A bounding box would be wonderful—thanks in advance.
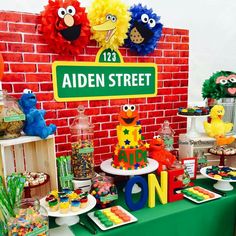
[125,176,148,211]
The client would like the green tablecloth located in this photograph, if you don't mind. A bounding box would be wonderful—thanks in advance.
[50,179,236,236]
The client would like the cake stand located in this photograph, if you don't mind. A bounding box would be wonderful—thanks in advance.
[177,114,209,138]
[100,158,158,193]
[200,166,236,191]
[208,148,236,166]
[40,194,96,226]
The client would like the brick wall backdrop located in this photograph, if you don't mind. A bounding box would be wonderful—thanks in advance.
[0,11,189,165]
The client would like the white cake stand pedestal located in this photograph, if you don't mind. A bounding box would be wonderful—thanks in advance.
[40,194,96,226]
[177,114,209,138]
[200,166,236,191]
[100,158,158,194]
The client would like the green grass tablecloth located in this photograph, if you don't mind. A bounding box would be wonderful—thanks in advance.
[50,178,236,236]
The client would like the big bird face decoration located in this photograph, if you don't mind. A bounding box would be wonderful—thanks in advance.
[118,105,139,126]
[88,0,130,51]
[41,0,90,55]
[125,4,163,55]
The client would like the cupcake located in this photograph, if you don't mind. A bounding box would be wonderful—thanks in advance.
[187,108,195,115]
[194,109,202,115]
[74,188,83,195]
[49,199,59,212]
[45,194,55,207]
[80,196,88,208]
[59,202,70,214]
[50,190,59,198]
[180,109,188,115]
[71,199,81,212]
[68,192,78,201]
[58,191,67,198]
[59,196,69,203]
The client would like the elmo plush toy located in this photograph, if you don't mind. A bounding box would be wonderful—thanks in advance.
[41,0,90,55]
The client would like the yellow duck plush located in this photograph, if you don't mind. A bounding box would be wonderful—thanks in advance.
[204,105,235,145]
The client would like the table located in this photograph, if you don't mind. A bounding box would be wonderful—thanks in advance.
[49,179,236,236]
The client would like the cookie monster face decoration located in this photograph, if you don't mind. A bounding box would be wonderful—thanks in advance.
[125,4,163,55]
[41,0,90,55]
[202,71,236,100]
[88,0,130,51]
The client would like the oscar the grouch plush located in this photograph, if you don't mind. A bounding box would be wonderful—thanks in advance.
[202,71,236,100]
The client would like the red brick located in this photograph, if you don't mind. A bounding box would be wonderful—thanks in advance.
[173,44,189,50]
[85,47,99,55]
[158,73,172,80]
[94,146,110,155]
[164,51,179,57]
[140,118,155,125]
[180,65,188,71]
[0,22,7,31]
[182,36,189,43]
[123,57,138,63]
[2,53,22,62]
[36,92,54,101]
[127,50,139,57]
[157,88,172,95]
[11,64,36,72]
[180,51,189,57]
[101,122,117,130]
[173,72,188,79]
[22,14,40,24]
[119,48,127,56]
[156,103,172,109]
[2,73,25,82]
[43,102,65,110]
[146,125,158,133]
[179,122,187,129]
[58,109,77,118]
[47,119,67,127]
[101,107,120,114]
[158,43,172,50]
[2,83,12,92]
[94,131,109,139]
[110,99,129,106]
[101,137,117,146]
[147,97,163,103]
[56,151,71,157]
[155,58,172,64]
[38,64,52,73]
[0,42,7,51]
[89,100,109,107]
[172,116,186,123]
[36,44,52,53]
[45,110,57,119]
[173,58,188,64]
[76,55,96,62]
[139,112,147,119]
[139,104,155,111]
[24,54,50,63]
[57,143,71,152]
[13,83,39,93]
[55,135,67,144]
[66,101,88,108]
[24,34,45,43]
[0,12,21,22]
[56,127,70,136]
[138,57,154,63]
[162,28,173,35]
[165,109,178,116]
[52,55,75,62]
[164,66,180,72]
[164,95,179,102]
[165,35,181,42]
[172,88,188,95]
[164,80,180,87]
[85,108,100,116]
[40,83,53,91]
[92,115,110,123]
[0,32,22,42]
[129,98,147,104]
[101,153,113,161]
[25,74,52,82]
[4,63,9,72]
[180,95,188,101]
[8,43,34,52]
[180,80,188,86]
[9,23,36,33]
[174,29,189,35]
[173,102,188,109]
[148,111,164,118]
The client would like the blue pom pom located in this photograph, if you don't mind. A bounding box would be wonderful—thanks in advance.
[125,4,163,55]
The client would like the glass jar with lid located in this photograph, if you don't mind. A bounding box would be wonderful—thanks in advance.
[8,198,49,236]
[0,90,25,139]
[70,105,95,180]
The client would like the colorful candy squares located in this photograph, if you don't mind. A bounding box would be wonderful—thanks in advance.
[88,206,137,231]
[181,186,221,203]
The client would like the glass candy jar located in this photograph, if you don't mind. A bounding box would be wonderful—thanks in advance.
[8,198,49,236]
[0,90,25,139]
[70,106,95,180]
[157,120,174,151]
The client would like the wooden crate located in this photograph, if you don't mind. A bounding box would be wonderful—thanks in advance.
[0,135,58,196]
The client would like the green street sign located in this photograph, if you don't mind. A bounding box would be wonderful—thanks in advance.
[52,49,157,102]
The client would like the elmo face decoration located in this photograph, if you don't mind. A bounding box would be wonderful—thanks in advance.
[41,0,90,55]
[88,0,130,51]
[125,4,163,55]
[118,104,139,126]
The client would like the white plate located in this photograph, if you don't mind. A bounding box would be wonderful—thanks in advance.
[179,186,222,204]
[200,166,236,182]
[40,194,96,217]
[87,206,138,231]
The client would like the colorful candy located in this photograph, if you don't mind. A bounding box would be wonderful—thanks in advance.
[206,166,236,180]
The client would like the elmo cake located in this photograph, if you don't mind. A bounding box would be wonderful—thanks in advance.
[112,105,148,170]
